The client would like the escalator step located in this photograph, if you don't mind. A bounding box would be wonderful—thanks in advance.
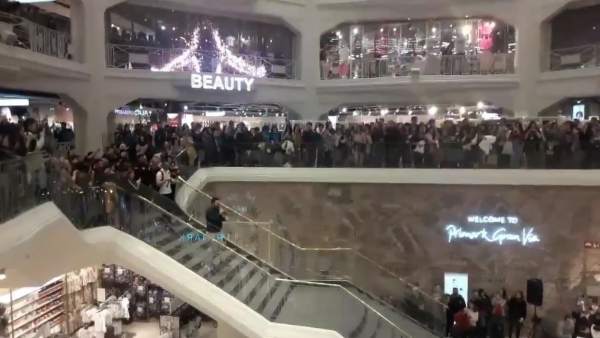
[247,277,275,311]
[238,272,268,305]
[262,281,292,320]
[216,259,249,288]
[226,265,259,296]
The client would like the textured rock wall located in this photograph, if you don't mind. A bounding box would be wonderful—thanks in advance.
[199,182,600,320]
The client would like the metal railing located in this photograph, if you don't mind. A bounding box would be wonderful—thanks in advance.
[550,44,600,71]
[106,43,296,79]
[322,53,515,79]
[0,155,415,338]
[0,11,70,59]
[177,176,448,335]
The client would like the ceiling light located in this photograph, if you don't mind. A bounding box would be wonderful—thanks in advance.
[172,27,176,31]
[161,25,166,31]
[342,107,347,113]
[0,98,29,106]
[459,106,466,114]
[380,108,389,116]
[462,25,472,36]
[0,269,6,281]
[477,101,485,109]
[380,28,384,33]
[352,27,359,35]
[393,27,397,32]
[432,27,437,33]
[183,105,188,111]
[428,106,438,116]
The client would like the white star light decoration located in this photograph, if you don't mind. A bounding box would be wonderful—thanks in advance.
[152,26,267,78]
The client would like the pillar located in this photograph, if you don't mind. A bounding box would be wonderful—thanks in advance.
[73,0,112,152]
[513,0,544,117]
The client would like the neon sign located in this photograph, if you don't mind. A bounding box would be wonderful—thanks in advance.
[190,73,255,92]
[445,216,540,246]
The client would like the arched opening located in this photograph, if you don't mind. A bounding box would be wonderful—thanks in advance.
[549,0,600,70]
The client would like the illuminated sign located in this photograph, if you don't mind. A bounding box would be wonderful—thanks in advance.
[190,73,255,92]
[445,216,540,246]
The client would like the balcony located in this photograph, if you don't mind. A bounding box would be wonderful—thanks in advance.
[0,11,70,60]
[321,53,515,80]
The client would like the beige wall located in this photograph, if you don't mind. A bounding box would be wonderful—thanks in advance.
[201,181,600,321]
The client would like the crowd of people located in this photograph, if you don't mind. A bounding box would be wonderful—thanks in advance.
[4,115,600,172]
[444,288,530,338]
[112,116,600,170]
[442,287,600,338]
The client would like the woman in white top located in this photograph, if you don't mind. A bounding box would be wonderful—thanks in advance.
[156,162,172,198]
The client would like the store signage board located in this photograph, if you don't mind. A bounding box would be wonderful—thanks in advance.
[190,73,255,92]
[445,215,540,246]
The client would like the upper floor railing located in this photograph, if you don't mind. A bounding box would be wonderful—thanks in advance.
[0,11,70,59]
[550,44,600,71]
[321,52,515,79]
[106,43,296,80]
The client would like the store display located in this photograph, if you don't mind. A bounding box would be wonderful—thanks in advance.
[2,265,209,338]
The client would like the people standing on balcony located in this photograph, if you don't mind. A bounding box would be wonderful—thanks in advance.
[524,121,544,168]
[543,121,560,169]
[506,291,527,338]
[509,122,525,169]
[302,122,320,167]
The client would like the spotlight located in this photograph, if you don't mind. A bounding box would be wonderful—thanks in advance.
[428,106,438,116]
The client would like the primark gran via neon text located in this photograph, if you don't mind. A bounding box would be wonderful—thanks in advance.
[445,224,540,246]
[190,73,255,92]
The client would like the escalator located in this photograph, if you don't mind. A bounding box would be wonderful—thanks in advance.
[0,156,413,338]
[177,178,445,338]
[97,186,411,338]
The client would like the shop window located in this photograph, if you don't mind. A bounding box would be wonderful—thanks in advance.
[321,17,516,79]
[105,3,296,79]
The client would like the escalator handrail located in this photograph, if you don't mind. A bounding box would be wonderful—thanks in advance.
[104,184,276,279]
[177,177,354,252]
[112,178,295,280]
[275,278,413,338]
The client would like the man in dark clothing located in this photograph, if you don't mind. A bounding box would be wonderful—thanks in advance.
[447,288,466,337]
[507,291,527,338]
[205,197,227,273]
[205,197,226,234]
[302,123,320,167]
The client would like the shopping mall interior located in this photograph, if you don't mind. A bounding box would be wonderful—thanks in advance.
[1,0,600,337]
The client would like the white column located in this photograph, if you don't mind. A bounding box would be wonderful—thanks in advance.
[75,0,112,152]
[289,8,335,119]
[513,0,543,117]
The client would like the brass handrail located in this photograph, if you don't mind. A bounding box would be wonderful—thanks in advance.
[177,176,448,309]
[275,278,413,338]
[177,177,353,252]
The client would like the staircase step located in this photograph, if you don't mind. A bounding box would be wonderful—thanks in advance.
[223,263,259,296]
[247,277,275,312]
[261,281,292,320]
[237,271,269,305]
